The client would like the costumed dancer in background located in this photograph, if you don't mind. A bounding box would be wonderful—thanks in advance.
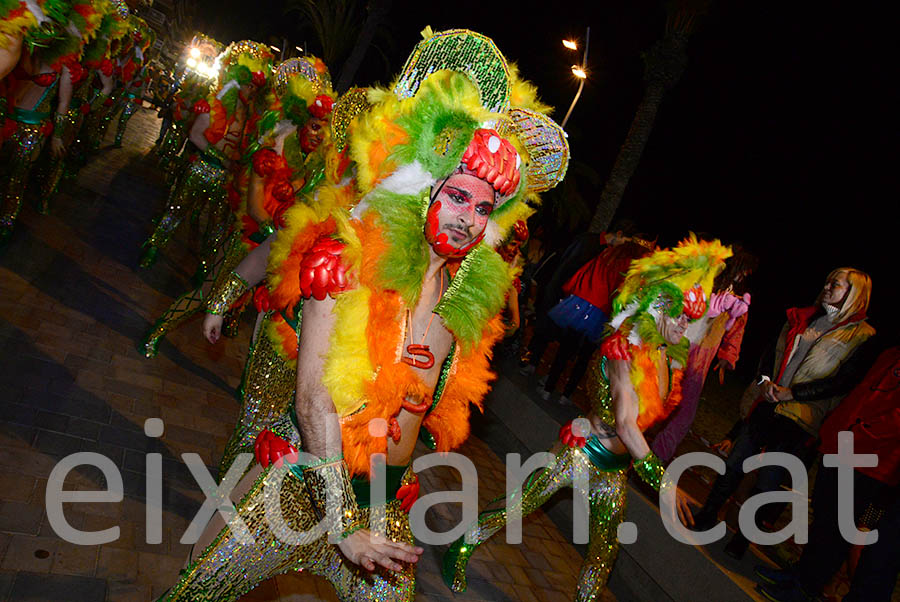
[79,5,130,153]
[60,2,130,175]
[138,39,273,270]
[110,17,151,147]
[199,55,338,478]
[158,28,569,601]
[139,40,274,357]
[649,246,757,462]
[36,0,120,210]
[0,0,102,245]
[443,235,730,601]
[155,34,221,176]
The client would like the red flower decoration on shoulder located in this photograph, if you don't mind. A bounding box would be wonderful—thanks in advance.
[600,332,632,361]
[252,147,278,177]
[299,236,349,300]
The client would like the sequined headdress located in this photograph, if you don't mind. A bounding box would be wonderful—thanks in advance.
[351,27,569,245]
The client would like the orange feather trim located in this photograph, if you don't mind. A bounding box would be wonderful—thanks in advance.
[204,99,227,145]
[423,315,505,452]
[632,345,664,431]
[269,313,299,361]
[631,345,685,431]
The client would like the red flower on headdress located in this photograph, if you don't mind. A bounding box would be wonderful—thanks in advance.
[308,94,334,119]
[299,236,349,300]
[192,99,210,114]
[100,59,114,77]
[251,71,266,88]
[682,284,707,320]
[461,128,521,197]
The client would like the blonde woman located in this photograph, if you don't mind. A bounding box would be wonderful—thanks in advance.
[690,267,874,559]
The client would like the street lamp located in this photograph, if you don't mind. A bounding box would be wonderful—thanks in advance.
[561,26,590,129]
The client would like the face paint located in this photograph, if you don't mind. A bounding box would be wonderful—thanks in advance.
[424,171,494,258]
[299,116,325,153]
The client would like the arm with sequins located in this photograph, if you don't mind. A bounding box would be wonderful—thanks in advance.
[202,236,274,344]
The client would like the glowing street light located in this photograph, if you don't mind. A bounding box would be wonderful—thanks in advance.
[295,46,303,53]
[269,44,280,53]
[561,26,590,128]
[186,57,197,68]
[189,46,201,59]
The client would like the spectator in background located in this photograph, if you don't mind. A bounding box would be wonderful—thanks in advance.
[755,338,899,602]
[689,268,875,560]
[518,221,641,390]
[651,246,758,461]
[533,234,655,404]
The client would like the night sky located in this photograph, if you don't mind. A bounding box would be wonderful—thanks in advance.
[195,0,892,376]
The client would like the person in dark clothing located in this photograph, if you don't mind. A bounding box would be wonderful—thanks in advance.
[754,338,899,602]
[519,223,646,402]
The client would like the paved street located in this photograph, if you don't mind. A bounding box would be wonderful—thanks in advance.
[0,109,610,601]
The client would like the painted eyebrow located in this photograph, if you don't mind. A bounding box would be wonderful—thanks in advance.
[444,185,472,201]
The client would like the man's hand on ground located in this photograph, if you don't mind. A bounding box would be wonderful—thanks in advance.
[337,530,423,572]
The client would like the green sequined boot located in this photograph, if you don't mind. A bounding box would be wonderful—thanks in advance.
[442,536,475,593]
[139,244,158,269]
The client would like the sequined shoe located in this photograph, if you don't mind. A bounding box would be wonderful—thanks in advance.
[139,244,158,269]
[141,323,165,358]
[442,536,475,593]
[191,262,209,288]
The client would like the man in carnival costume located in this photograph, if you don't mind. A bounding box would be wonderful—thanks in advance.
[443,235,730,601]
[138,39,272,270]
[154,33,221,174]
[35,0,131,207]
[199,55,337,479]
[158,28,569,601]
[0,0,104,245]
[139,40,274,357]
[109,16,151,147]
[78,2,132,153]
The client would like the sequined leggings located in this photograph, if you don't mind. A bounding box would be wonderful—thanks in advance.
[141,226,242,357]
[113,98,139,146]
[157,122,186,171]
[458,444,627,601]
[217,312,298,479]
[1,122,46,232]
[143,157,228,250]
[162,465,417,601]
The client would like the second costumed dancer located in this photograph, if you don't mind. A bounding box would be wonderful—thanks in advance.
[443,235,731,601]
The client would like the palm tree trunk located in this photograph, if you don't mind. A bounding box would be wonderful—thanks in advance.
[589,32,688,233]
[335,0,391,94]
